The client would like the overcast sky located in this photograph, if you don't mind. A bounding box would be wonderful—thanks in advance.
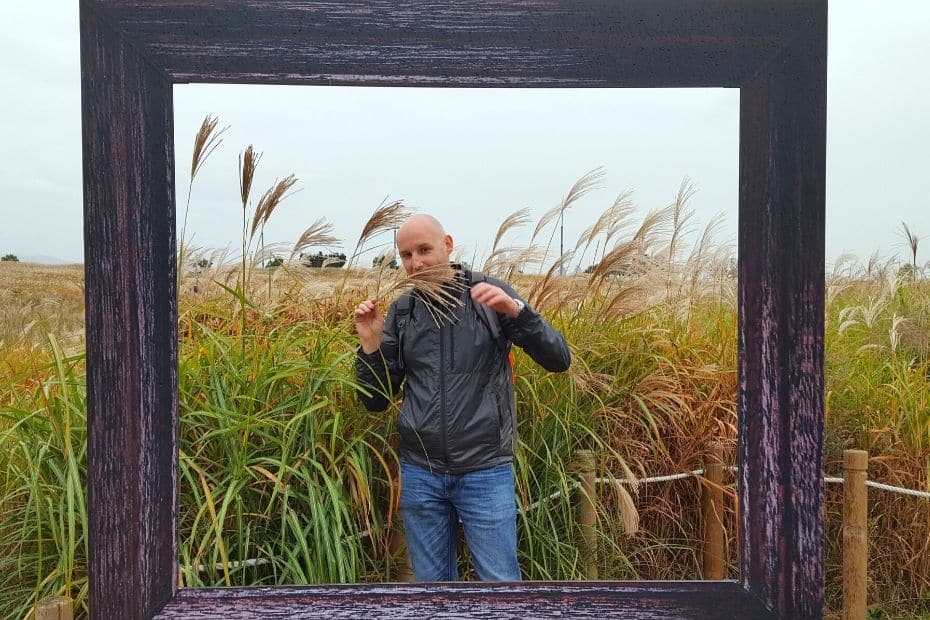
[1,1,927,268]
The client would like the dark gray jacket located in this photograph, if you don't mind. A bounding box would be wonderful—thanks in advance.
[355,269,570,473]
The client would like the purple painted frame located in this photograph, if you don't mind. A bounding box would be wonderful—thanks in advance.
[79,1,826,618]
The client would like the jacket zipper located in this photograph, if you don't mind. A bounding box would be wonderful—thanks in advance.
[439,320,449,467]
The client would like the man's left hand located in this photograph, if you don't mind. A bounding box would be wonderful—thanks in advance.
[471,282,523,318]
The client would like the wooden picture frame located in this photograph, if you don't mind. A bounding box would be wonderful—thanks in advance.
[79,1,826,617]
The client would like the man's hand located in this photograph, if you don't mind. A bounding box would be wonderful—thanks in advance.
[470,282,523,318]
[355,299,384,354]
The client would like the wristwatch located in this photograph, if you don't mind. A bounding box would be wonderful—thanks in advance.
[512,298,525,315]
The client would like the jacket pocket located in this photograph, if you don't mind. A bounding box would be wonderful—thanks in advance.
[397,407,436,458]
[491,390,504,450]
[498,389,518,455]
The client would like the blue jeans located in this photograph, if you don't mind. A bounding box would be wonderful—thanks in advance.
[399,460,521,582]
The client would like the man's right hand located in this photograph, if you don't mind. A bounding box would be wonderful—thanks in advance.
[355,299,384,354]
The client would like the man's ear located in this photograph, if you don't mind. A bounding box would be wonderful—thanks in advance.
[444,234,454,254]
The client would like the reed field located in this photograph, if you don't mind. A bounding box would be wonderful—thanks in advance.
[2,123,928,618]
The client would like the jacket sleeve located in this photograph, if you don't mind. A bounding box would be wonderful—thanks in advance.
[355,302,406,411]
[496,281,571,373]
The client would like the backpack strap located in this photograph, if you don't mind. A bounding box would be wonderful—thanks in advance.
[393,292,414,370]
[468,270,517,387]
[394,291,414,331]
[466,269,507,353]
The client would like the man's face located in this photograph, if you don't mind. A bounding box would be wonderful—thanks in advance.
[396,220,453,275]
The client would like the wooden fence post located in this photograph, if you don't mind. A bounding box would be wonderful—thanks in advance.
[35,596,73,620]
[574,449,598,579]
[702,441,726,579]
[843,449,868,620]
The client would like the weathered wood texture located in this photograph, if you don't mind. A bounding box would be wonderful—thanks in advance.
[85,0,818,87]
[738,8,827,619]
[81,4,178,619]
[79,1,827,618]
[155,582,776,619]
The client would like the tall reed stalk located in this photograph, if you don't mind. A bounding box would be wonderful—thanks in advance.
[179,115,227,282]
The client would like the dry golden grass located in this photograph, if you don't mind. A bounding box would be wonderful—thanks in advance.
[0,262,85,347]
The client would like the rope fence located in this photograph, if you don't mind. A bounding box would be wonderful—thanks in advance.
[860,479,930,499]
[185,454,929,575]
[524,468,930,514]
[522,470,706,513]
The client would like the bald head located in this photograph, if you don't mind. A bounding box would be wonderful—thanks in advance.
[396,213,453,274]
[398,214,445,238]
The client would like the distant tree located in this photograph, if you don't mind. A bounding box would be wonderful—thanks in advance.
[897,263,917,281]
[303,251,326,268]
[302,251,346,268]
[1,254,18,262]
[373,255,399,270]
[265,256,284,268]
[323,253,347,268]
[582,253,659,279]
[195,258,212,270]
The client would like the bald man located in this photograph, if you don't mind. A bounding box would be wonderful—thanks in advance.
[355,214,570,582]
